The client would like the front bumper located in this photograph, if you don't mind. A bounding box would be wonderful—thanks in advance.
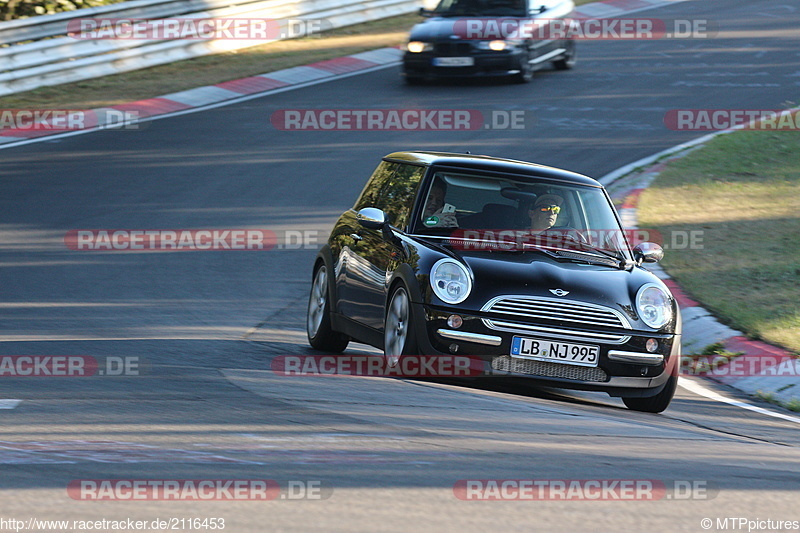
[403,50,525,79]
[412,303,681,398]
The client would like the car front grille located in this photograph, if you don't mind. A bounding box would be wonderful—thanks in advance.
[433,42,473,56]
[481,296,632,344]
[492,355,609,382]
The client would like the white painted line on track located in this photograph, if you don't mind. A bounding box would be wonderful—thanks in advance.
[0,400,22,409]
[679,378,800,425]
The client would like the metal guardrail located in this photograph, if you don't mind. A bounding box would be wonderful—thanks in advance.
[0,0,419,97]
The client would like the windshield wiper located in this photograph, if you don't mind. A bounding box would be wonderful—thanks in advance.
[569,241,625,261]
[519,242,627,269]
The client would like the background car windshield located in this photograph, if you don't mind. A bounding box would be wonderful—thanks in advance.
[415,171,630,256]
[433,0,526,16]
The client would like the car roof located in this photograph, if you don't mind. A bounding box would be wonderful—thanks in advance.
[383,151,601,187]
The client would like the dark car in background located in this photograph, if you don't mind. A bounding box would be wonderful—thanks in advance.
[403,0,577,83]
[306,151,681,412]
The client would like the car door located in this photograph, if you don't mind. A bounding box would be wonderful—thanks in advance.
[342,162,424,330]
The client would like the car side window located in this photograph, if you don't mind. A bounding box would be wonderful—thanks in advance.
[379,163,424,230]
[353,161,399,212]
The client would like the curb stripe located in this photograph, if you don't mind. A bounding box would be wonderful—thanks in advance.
[215,76,289,94]
[309,56,378,74]
[110,98,192,117]
[662,279,699,309]
[724,336,793,361]
[679,378,800,425]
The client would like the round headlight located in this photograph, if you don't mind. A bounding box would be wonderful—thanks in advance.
[430,259,472,304]
[636,283,673,329]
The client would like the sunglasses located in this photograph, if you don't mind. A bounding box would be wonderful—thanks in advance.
[536,205,561,214]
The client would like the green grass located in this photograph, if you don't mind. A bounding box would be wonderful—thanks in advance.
[638,130,800,353]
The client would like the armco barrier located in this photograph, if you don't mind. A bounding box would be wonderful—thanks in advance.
[0,0,420,97]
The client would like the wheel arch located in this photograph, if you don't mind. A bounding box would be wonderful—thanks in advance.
[313,245,340,311]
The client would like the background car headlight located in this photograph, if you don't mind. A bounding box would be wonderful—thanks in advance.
[430,259,472,304]
[636,283,673,329]
[475,40,519,51]
[475,40,504,50]
[407,41,432,53]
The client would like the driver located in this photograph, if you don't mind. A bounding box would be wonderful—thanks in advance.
[528,194,563,232]
[528,193,590,250]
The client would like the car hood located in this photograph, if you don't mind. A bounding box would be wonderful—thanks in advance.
[408,18,460,42]
[450,249,665,323]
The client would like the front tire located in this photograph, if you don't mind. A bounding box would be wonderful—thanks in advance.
[622,374,677,413]
[384,285,418,367]
[307,265,349,353]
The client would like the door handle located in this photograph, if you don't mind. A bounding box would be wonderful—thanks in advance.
[350,233,363,242]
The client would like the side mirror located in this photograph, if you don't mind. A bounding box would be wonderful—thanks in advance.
[633,242,664,264]
[356,207,387,230]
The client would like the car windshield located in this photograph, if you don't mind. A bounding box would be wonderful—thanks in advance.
[433,0,527,17]
[415,171,631,259]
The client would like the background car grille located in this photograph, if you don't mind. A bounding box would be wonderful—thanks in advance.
[433,43,473,56]
[481,296,632,344]
[492,355,609,382]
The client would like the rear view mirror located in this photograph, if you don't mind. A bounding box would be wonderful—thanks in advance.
[633,242,664,264]
[357,208,387,230]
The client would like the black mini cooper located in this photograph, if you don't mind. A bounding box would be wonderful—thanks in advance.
[306,152,681,412]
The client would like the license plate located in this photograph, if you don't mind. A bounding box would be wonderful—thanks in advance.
[433,57,474,67]
[510,336,600,367]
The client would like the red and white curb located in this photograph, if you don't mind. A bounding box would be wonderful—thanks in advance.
[572,0,689,18]
[604,152,799,411]
[0,48,403,146]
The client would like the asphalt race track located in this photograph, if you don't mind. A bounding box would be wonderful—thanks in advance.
[1,0,799,531]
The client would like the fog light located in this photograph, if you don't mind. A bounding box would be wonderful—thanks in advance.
[646,338,659,353]
[447,315,463,328]
[449,343,459,353]
[640,367,649,376]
